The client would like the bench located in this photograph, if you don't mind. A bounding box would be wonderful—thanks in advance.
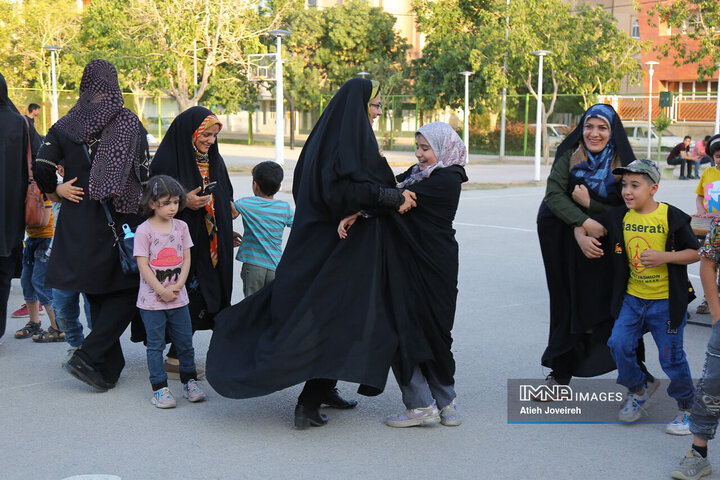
[661,163,677,180]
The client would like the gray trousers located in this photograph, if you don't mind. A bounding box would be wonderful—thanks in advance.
[691,321,720,440]
[392,363,456,410]
[240,263,275,298]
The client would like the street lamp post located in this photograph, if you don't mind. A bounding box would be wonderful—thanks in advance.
[269,29,290,165]
[459,71,473,156]
[532,50,551,182]
[715,62,720,135]
[43,45,62,124]
[645,60,659,158]
[499,0,510,160]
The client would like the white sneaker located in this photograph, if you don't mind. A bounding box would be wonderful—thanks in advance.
[666,410,692,436]
[386,402,440,427]
[618,390,648,423]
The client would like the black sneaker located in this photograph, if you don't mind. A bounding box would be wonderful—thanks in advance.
[64,353,108,392]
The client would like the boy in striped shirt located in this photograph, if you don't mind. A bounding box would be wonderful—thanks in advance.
[231,161,293,297]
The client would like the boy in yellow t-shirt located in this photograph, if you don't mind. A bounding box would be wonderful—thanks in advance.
[574,159,699,434]
[13,201,66,342]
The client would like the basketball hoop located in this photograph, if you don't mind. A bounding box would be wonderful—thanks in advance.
[248,53,277,82]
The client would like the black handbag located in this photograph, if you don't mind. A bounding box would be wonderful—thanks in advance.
[82,144,138,275]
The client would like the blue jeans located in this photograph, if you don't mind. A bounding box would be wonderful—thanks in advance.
[695,156,713,176]
[140,306,196,388]
[608,293,694,409]
[20,238,53,306]
[690,321,720,440]
[53,289,91,348]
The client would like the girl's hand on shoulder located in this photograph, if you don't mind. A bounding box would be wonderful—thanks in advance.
[56,177,84,203]
[186,187,211,210]
[572,185,591,209]
[338,213,360,239]
[398,190,417,214]
[230,202,240,219]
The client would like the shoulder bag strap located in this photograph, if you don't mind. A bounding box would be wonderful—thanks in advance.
[82,143,120,244]
[23,117,33,182]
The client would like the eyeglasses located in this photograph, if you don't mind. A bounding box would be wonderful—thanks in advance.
[370,103,382,109]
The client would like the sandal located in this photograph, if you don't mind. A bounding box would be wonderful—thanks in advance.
[696,299,710,314]
[15,321,42,339]
[32,326,66,343]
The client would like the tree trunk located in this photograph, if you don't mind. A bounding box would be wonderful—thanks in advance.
[285,92,295,150]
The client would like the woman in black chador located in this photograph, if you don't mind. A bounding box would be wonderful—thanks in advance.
[150,107,234,373]
[537,104,654,389]
[206,78,416,429]
[0,73,40,339]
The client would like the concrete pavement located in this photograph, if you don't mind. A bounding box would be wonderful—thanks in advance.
[0,148,713,480]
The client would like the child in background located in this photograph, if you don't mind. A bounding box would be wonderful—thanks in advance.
[575,159,698,434]
[134,175,206,408]
[231,161,294,297]
[14,200,65,342]
[694,134,720,315]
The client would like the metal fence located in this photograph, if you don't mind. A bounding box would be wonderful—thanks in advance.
[9,87,719,156]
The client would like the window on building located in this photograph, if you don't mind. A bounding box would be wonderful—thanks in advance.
[307,0,317,6]
[631,19,640,39]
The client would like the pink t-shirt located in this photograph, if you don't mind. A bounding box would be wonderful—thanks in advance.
[133,219,194,311]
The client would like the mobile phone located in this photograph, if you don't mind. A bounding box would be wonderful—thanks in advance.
[201,181,217,195]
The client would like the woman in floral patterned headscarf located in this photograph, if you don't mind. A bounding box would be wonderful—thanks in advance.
[151,106,235,375]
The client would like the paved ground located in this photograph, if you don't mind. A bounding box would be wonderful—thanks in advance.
[0,146,715,479]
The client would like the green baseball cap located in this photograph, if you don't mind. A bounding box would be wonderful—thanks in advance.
[612,158,661,184]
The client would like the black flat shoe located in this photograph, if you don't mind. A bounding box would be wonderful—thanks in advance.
[321,388,358,409]
[294,404,328,430]
[64,353,108,392]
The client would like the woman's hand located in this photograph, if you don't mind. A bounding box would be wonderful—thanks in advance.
[577,234,604,259]
[233,231,243,247]
[398,190,417,214]
[56,177,84,203]
[186,186,211,210]
[230,202,240,219]
[338,213,360,239]
[581,218,607,239]
[571,185,591,209]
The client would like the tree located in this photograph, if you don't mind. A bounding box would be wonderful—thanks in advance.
[0,0,83,92]
[645,0,720,80]
[507,0,641,162]
[412,0,642,160]
[129,0,292,111]
[75,0,164,120]
[282,0,409,147]
[412,0,507,130]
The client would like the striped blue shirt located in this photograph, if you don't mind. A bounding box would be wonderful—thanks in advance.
[234,196,294,270]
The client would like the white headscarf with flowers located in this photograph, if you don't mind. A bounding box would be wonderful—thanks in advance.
[396,122,467,188]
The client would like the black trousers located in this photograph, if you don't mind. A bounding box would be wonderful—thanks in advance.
[77,288,138,384]
[0,254,16,339]
[298,379,337,409]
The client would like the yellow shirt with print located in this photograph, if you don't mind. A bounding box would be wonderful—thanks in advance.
[26,200,54,239]
[624,202,669,299]
[695,166,720,213]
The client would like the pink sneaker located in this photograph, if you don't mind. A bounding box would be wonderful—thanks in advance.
[151,387,176,409]
[11,304,44,318]
[183,379,207,403]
